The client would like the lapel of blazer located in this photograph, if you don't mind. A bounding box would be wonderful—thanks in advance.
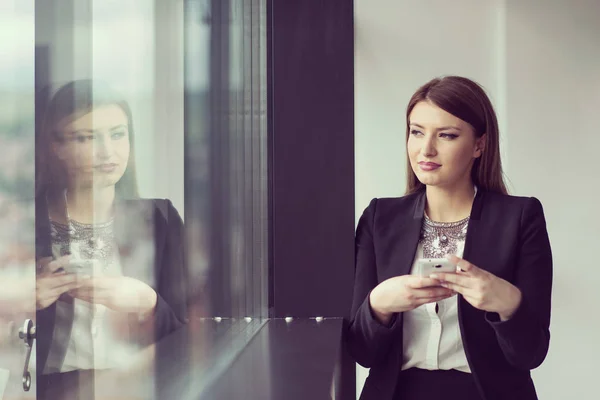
[114,200,144,278]
[114,199,165,282]
[380,188,488,281]
[378,190,426,281]
[458,188,489,365]
[35,192,73,373]
[461,188,486,271]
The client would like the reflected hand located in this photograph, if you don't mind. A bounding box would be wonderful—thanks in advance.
[431,254,522,321]
[69,276,157,314]
[36,256,82,310]
[369,275,455,324]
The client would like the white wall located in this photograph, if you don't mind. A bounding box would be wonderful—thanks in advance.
[355,0,600,398]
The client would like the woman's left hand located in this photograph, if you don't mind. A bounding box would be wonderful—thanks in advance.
[430,255,522,321]
[69,276,157,315]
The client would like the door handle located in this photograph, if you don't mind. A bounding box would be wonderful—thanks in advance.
[18,319,35,392]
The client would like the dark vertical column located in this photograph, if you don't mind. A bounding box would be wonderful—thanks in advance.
[268,0,355,322]
[35,2,94,397]
[268,0,355,398]
[207,0,233,317]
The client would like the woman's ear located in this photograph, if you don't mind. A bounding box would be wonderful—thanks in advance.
[473,133,487,158]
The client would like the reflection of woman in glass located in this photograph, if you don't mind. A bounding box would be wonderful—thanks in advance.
[347,76,552,400]
[35,80,187,398]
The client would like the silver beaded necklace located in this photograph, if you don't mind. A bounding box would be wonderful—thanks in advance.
[419,186,477,258]
[48,190,117,337]
[49,190,116,270]
[420,214,469,258]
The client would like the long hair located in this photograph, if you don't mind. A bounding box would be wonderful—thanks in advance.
[35,79,139,199]
[404,76,508,195]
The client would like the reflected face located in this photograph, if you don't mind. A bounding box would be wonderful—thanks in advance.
[52,105,130,189]
[407,101,485,189]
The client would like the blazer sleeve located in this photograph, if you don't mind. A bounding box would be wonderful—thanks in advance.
[485,196,553,370]
[346,198,400,368]
[137,199,188,346]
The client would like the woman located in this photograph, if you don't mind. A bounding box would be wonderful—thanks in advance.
[347,76,552,400]
[34,80,188,399]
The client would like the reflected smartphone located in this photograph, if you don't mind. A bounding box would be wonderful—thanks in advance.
[417,258,456,277]
[61,259,96,276]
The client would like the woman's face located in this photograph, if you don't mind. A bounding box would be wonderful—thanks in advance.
[407,101,485,190]
[52,104,130,190]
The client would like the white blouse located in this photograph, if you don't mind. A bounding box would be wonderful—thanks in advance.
[43,255,139,373]
[401,187,477,373]
[400,239,470,373]
[43,228,143,373]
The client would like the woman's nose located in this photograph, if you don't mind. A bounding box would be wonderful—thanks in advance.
[420,136,437,157]
[93,135,114,159]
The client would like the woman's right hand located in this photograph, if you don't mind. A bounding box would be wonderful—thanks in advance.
[36,256,82,310]
[369,275,455,325]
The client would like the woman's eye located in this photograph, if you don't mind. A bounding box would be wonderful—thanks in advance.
[111,131,126,139]
[74,135,93,143]
[410,129,422,136]
[440,133,458,139]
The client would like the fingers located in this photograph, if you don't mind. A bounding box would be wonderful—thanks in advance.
[69,289,108,303]
[438,281,478,299]
[47,282,81,298]
[36,257,53,276]
[36,280,81,306]
[70,284,110,296]
[69,290,94,302]
[48,256,72,273]
[67,277,112,299]
[70,287,98,297]
[39,255,71,274]
[438,280,460,292]
[446,254,463,266]
[411,286,454,300]
[446,254,484,276]
[415,292,455,306]
[37,256,53,269]
[68,277,110,293]
[37,274,87,307]
[408,276,445,289]
[86,277,112,288]
[37,273,80,289]
[429,272,470,288]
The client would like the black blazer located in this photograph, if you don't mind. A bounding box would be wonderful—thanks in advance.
[346,188,553,400]
[35,195,188,374]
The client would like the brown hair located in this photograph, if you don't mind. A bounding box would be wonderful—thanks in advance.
[35,79,139,198]
[404,76,508,195]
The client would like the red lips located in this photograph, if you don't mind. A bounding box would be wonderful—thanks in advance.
[94,163,118,172]
[418,162,441,171]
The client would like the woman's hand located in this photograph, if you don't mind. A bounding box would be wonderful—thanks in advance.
[36,255,82,310]
[430,255,522,321]
[369,275,455,325]
[69,276,157,315]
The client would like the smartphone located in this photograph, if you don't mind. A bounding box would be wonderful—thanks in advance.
[61,259,96,276]
[417,258,457,277]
